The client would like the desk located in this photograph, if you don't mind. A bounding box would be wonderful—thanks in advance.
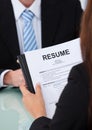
[0,87,34,130]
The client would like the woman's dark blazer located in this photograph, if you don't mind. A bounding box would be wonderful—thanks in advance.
[30,63,89,130]
[0,0,82,74]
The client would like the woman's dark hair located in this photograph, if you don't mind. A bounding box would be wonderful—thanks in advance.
[80,0,92,129]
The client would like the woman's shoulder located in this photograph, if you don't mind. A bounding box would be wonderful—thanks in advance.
[69,62,89,84]
[71,63,87,75]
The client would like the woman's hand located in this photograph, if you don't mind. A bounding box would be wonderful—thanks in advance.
[19,84,47,119]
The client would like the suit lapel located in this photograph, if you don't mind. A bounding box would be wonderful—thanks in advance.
[0,0,20,60]
[41,0,62,47]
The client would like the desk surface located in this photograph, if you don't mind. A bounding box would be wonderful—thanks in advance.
[0,87,34,130]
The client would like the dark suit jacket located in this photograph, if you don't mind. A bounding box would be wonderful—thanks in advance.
[30,63,89,130]
[0,0,82,73]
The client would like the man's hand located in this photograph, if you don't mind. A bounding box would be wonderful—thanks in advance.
[4,69,26,87]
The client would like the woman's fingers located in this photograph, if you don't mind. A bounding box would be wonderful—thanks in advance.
[20,84,31,96]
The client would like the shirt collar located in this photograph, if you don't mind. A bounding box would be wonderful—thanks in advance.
[11,0,41,20]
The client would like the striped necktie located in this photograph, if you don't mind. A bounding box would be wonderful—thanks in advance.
[22,10,37,52]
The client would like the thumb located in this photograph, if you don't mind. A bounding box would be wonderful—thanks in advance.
[35,84,42,96]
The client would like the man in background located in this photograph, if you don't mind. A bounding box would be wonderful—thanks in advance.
[0,0,82,87]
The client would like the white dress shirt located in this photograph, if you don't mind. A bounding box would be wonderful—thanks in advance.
[0,0,41,86]
[12,0,41,53]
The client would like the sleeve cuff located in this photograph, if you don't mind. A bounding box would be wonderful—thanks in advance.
[30,116,51,130]
[0,70,11,87]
